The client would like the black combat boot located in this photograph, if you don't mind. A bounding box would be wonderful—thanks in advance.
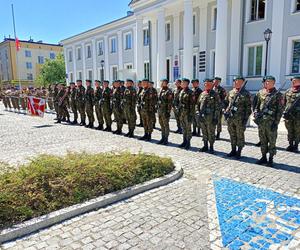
[192,128,197,136]
[286,141,294,152]
[124,131,130,137]
[185,140,191,150]
[96,124,103,130]
[216,132,220,140]
[89,123,94,129]
[267,155,274,167]
[294,143,299,152]
[256,154,268,165]
[55,119,61,124]
[128,129,134,138]
[139,133,148,140]
[71,119,78,125]
[163,136,169,145]
[66,118,71,123]
[146,133,152,141]
[157,136,165,144]
[236,147,242,159]
[255,141,262,147]
[85,123,90,128]
[197,128,201,137]
[227,146,237,157]
[201,142,209,152]
[209,144,214,154]
[80,120,86,126]
[62,117,66,122]
[179,138,187,148]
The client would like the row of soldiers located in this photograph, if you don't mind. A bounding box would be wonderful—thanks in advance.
[52,75,300,167]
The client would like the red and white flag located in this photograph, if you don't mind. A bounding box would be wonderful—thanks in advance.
[27,96,46,117]
[15,37,21,51]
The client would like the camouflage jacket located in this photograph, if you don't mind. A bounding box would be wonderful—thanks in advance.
[197,90,220,120]
[112,87,123,109]
[283,87,300,120]
[139,87,157,112]
[173,87,182,108]
[158,87,173,113]
[76,85,86,104]
[94,87,103,106]
[70,88,77,103]
[178,88,193,113]
[85,86,94,105]
[214,85,227,105]
[123,86,137,110]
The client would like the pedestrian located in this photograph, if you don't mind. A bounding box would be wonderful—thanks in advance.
[112,80,124,134]
[69,82,78,125]
[173,79,183,134]
[191,79,202,137]
[76,80,86,126]
[102,80,113,132]
[123,79,137,137]
[85,80,95,128]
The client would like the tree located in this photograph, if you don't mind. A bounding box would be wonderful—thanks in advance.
[36,53,66,87]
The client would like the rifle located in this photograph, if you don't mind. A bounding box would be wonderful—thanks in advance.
[283,93,300,120]
[253,80,288,125]
[224,81,248,120]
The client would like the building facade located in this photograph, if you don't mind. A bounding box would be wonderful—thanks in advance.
[61,0,300,90]
[0,38,63,85]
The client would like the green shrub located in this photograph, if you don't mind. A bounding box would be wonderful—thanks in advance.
[0,152,174,230]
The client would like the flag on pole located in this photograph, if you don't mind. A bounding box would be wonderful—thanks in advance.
[27,96,46,117]
[15,37,20,51]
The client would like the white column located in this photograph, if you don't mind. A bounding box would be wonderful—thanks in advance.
[229,0,242,83]
[183,0,193,80]
[72,46,77,82]
[199,4,208,81]
[157,8,166,81]
[151,19,158,85]
[92,39,97,82]
[64,47,69,84]
[215,0,228,84]
[104,35,109,81]
[135,16,144,80]
[173,12,180,81]
[81,42,86,81]
[117,31,123,71]
[270,0,285,87]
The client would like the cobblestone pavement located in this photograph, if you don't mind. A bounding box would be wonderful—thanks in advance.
[0,106,299,250]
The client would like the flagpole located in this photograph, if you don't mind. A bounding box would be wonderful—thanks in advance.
[11,4,22,91]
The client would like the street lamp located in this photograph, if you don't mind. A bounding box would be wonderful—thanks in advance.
[264,28,272,76]
[100,59,105,81]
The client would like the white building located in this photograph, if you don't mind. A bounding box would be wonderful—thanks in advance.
[61,0,300,90]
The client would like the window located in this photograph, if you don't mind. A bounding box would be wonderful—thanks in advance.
[193,55,197,79]
[112,66,118,80]
[27,73,33,80]
[25,50,31,57]
[165,23,171,41]
[38,56,44,64]
[68,50,73,62]
[88,70,93,81]
[78,71,82,80]
[193,15,196,35]
[250,0,265,21]
[212,7,217,30]
[210,51,216,77]
[77,47,81,60]
[143,29,150,46]
[292,40,300,74]
[50,52,55,59]
[166,59,170,82]
[26,62,32,69]
[110,37,117,53]
[247,45,263,76]
[87,45,92,58]
[295,0,300,12]
[125,64,133,70]
[70,72,73,82]
[125,33,132,50]
[98,41,104,56]
[144,62,150,79]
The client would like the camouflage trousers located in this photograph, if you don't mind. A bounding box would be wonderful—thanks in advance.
[113,107,123,131]
[95,104,104,126]
[85,103,94,124]
[70,101,78,121]
[158,110,170,138]
[58,104,69,120]
[102,104,112,127]
[227,118,246,148]
[77,102,86,123]
[124,107,136,131]
[54,102,59,118]
[179,110,192,141]
[3,97,9,109]
[216,110,223,133]
[285,119,300,144]
[258,120,278,156]
[141,109,154,134]
[173,108,181,129]
[48,98,54,110]
[11,97,19,110]
[20,97,27,110]
[200,116,216,145]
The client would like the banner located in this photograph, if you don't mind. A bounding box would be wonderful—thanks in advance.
[27,96,46,117]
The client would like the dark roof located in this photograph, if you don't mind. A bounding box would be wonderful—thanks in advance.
[2,38,62,47]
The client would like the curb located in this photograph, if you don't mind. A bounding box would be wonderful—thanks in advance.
[0,163,183,244]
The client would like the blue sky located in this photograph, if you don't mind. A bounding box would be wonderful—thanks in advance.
[1,0,131,44]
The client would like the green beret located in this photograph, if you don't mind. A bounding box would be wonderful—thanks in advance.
[161,78,168,82]
[203,78,213,83]
[142,78,149,82]
[265,75,276,81]
[182,78,190,83]
[69,82,75,85]
[126,79,133,83]
[233,76,245,81]
[214,77,222,81]
[191,79,199,83]
[292,75,300,80]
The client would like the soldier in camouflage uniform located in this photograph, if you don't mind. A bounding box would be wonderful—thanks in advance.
[157,79,173,145]
[76,80,86,126]
[213,77,227,140]
[178,78,194,150]
[85,80,95,128]
[191,79,202,137]
[123,79,137,137]
[94,80,104,130]
[173,79,182,134]
[139,79,157,141]
[53,84,59,120]
[150,81,158,129]
[196,79,220,153]
[224,76,252,159]
[112,80,124,134]
[69,82,78,124]
[47,85,55,111]
[283,75,300,152]
[136,81,143,127]
[11,87,20,112]
[55,84,70,123]
[102,81,112,132]
[254,76,284,166]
